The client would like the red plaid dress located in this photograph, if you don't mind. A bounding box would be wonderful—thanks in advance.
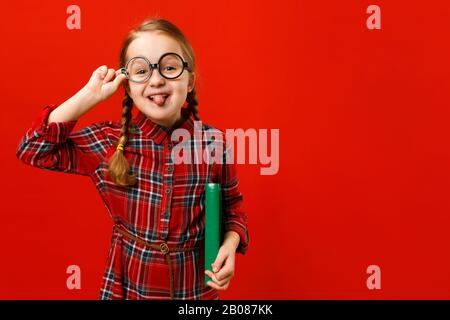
[16,104,249,300]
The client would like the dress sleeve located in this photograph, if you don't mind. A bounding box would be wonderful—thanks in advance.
[218,135,249,255]
[16,104,112,176]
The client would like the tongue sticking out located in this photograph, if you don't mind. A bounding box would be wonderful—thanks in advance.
[150,94,167,106]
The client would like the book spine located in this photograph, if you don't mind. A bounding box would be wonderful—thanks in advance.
[204,183,222,286]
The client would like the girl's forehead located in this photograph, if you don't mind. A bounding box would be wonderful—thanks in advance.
[126,32,184,62]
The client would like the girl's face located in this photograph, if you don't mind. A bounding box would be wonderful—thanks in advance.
[125,31,195,128]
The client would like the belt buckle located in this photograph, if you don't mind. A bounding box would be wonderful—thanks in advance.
[160,242,170,255]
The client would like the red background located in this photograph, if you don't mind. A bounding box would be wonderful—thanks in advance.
[2,0,450,299]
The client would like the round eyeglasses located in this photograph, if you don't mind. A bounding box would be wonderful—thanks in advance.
[121,52,189,83]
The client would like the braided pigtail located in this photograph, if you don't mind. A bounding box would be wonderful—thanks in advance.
[186,88,200,120]
[107,92,137,187]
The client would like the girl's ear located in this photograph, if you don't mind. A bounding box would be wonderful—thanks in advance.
[188,72,196,92]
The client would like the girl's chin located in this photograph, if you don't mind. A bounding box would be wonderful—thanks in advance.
[140,104,181,123]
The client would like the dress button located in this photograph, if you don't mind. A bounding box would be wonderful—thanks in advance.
[167,144,173,150]
[165,188,171,194]
[167,166,173,172]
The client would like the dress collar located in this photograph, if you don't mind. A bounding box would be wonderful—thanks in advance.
[133,108,196,145]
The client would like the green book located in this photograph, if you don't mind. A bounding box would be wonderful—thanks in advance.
[204,183,222,286]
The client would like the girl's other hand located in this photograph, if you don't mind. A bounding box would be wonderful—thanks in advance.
[82,65,127,104]
[204,244,236,291]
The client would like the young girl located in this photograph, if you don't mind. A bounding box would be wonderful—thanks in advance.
[16,18,249,300]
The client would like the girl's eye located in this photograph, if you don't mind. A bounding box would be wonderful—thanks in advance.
[137,69,148,74]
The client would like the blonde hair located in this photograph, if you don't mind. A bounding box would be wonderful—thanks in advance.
[108,18,199,187]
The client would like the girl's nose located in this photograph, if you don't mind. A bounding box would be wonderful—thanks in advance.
[148,68,165,87]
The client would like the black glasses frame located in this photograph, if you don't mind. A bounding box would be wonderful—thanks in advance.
[121,52,189,83]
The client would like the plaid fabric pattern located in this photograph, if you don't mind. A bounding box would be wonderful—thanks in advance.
[16,104,249,300]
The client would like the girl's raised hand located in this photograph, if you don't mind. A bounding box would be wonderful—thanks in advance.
[83,65,127,104]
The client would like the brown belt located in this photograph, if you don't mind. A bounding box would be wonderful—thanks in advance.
[113,224,200,299]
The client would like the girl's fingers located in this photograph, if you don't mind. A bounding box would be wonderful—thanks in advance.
[113,72,127,85]
[104,73,126,92]
[206,278,230,291]
[205,270,232,288]
[215,264,234,281]
[103,68,115,83]
[206,280,222,290]
[86,65,125,100]
[116,69,128,83]
[95,65,108,80]
[103,68,127,87]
